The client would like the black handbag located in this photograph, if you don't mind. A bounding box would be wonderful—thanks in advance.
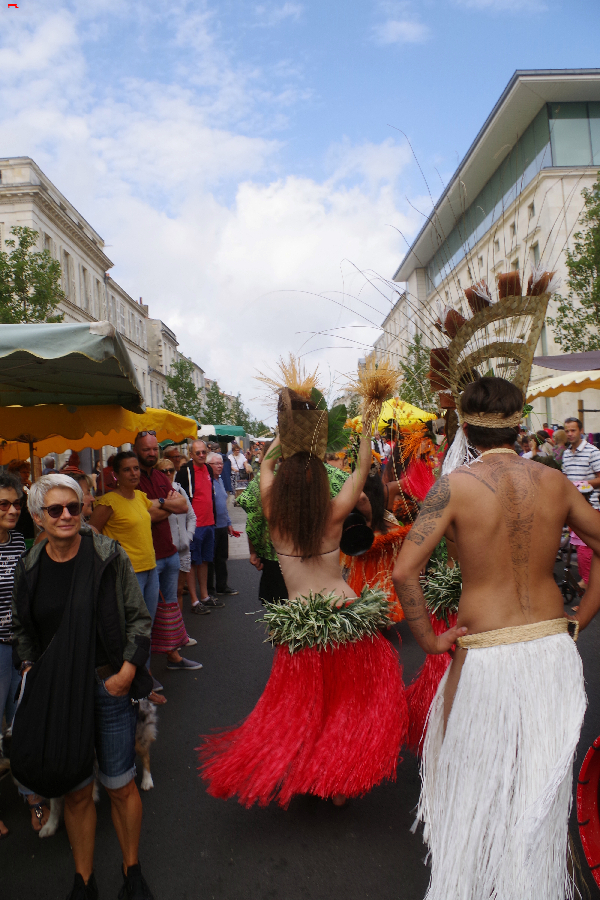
[11,539,97,798]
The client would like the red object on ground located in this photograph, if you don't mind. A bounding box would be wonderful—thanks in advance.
[577,735,600,887]
[198,632,408,808]
[405,611,457,755]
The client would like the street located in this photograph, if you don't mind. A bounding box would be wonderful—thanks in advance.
[3,545,600,899]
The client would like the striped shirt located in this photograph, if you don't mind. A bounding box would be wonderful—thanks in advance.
[561,439,600,509]
[0,530,26,643]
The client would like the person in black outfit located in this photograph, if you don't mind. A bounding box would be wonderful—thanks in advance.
[11,474,155,900]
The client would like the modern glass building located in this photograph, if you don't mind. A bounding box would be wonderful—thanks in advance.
[426,101,600,289]
[380,69,600,431]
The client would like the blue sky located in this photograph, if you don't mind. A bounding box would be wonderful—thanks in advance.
[0,0,598,415]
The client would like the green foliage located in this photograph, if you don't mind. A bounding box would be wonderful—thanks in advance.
[547,173,600,352]
[260,587,390,654]
[229,392,269,436]
[201,379,230,424]
[398,333,437,413]
[424,556,462,626]
[0,226,65,323]
[164,356,203,419]
[309,388,350,452]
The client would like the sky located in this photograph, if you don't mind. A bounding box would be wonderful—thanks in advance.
[0,0,599,420]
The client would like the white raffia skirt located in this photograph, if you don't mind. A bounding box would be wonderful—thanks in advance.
[415,633,586,900]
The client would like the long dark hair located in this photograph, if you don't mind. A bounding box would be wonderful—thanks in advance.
[266,452,331,558]
[362,471,386,533]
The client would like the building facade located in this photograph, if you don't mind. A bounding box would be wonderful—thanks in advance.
[0,157,206,413]
[378,70,600,432]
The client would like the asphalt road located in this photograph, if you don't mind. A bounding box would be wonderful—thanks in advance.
[2,555,600,900]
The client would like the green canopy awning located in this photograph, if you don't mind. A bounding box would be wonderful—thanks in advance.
[214,424,245,437]
[0,321,144,412]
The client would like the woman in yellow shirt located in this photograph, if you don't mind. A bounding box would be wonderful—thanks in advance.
[89,451,195,701]
[90,451,159,620]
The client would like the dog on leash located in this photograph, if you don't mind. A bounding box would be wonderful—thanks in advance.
[3,698,158,839]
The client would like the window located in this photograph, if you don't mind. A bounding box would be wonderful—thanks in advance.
[510,222,516,238]
[478,255,484,270]
[511,258,519,271]
[445,290,450,303]
[81,267,90,311]
[494,239,500,255]
[119,302,125,333]
[44,233,52,254]
[62,250,71,298]
[549,102,592,166]
[528,202,535,220]
[532,242,540,266]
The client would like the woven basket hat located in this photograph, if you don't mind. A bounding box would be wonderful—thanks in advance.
[278,387,328,460]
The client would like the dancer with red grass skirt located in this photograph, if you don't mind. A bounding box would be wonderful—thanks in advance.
[199,388,407,808]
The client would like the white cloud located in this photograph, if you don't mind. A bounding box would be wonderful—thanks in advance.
[455,0,547,10]
[254,3,304,27]
[0,3,416,415]
[372,18,430,45]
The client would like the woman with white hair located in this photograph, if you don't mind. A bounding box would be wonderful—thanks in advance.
[11,474,155,900]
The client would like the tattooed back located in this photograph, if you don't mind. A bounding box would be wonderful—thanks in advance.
[410,456,582,634]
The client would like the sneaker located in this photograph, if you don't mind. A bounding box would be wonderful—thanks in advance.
[190,602,211,615]
[151,676,163,693]
[218,586,239,595]
[166,657,203,671]
[119,863,155,900]
[202,596,225,608]
[67,872,98,899]
[181,636,197,646]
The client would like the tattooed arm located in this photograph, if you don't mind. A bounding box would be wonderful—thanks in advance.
[392,476,467,653]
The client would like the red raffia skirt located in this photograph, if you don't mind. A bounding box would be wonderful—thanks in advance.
[405,611,457,755]
[198,632,408,808]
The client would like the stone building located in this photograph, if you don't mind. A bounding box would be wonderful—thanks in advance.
[376,69,600,431]
[0,156,205,411]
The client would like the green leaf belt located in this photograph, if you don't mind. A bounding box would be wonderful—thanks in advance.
[259,587,391,654]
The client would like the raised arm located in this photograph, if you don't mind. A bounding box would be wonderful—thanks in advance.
[260,434,280,518]
[392,475,466,653]
[329,429,373,525]
[565,481,600,630]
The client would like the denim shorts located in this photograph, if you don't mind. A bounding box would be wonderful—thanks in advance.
[18,674,138,797]
[190,525,215,564]
[93,673,138,790]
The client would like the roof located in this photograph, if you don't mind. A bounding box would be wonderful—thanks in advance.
[393,69,600,283]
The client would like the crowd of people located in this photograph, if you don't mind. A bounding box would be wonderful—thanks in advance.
[0,434,250,900]
[2,401,600,899]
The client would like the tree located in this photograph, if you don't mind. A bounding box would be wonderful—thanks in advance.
[0,226,65,323]
[164,356,203,419]
[398,333,437,413]
[230,392,270,436]
[547,173,600,352]
[202,379,230,424]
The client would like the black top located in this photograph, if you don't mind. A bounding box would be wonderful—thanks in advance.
[31,549,76,653]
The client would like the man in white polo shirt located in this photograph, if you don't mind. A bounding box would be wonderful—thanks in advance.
[562,417,600,508]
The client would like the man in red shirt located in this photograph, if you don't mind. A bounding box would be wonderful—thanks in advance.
[176,440,224,614]
[135,432,203,675]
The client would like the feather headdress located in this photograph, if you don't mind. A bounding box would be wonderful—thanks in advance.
[423,267,559,473]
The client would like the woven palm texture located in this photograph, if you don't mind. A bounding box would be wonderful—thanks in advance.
[278,387,328,460]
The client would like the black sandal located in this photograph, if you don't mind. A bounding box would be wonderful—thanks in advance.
[26,797,48,830]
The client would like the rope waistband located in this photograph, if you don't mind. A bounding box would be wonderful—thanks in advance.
[457,617,579,650]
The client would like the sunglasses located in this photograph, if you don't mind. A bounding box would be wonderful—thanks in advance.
[163,467,175,474]
[0,498,23,512]
[136,430,157,439]
[41,502,83,519]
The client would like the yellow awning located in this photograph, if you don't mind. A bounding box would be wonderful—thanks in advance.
[527,370,600,402]
[0,406,197,464]
[378,398,437,430]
